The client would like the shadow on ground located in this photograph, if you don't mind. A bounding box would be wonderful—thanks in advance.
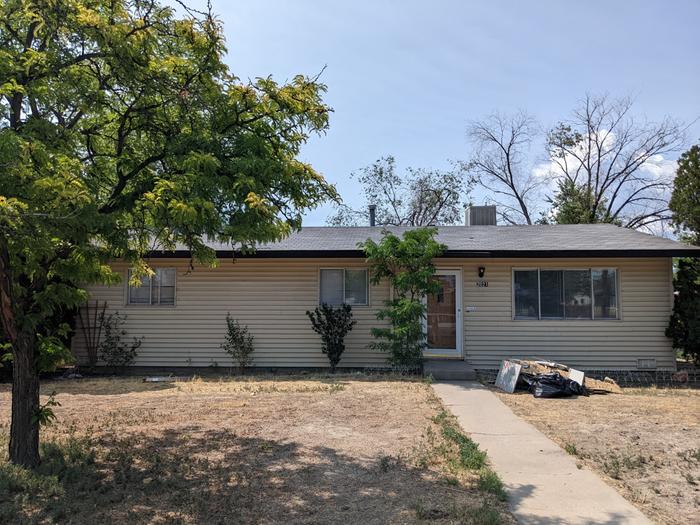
[1,427,506,525]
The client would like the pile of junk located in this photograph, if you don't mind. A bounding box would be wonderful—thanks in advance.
[494,359,622,398]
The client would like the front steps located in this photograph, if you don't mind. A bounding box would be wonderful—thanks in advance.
[423,359,477,381]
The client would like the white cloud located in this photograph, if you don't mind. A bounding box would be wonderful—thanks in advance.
[639,154,677,181]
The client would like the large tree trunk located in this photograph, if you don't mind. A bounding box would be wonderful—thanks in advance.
[9,332,40,468]
[0,244,41,468]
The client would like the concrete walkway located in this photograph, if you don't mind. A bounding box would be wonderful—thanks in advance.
[432,381,652,525]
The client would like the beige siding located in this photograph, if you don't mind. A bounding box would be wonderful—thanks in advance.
[456,257,675,370]
[73,259,390,368]
[73,257,675,371]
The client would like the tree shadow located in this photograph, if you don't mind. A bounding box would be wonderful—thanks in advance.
[2,427,510,524]
[0,372,424,397]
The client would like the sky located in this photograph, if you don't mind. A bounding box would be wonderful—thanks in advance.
[185,0,700,225]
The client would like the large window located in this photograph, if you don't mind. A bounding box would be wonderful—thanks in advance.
[319,268,368,306]
[128,268,176,306]
[513,268,618,320]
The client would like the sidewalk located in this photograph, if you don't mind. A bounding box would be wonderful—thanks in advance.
[432,381,652,525]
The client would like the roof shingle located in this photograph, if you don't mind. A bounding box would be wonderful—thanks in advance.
[156,224,700,258]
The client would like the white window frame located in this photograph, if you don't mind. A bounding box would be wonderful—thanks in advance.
[126,268,177,307]
[512,267,620,321]
[318,267,369,307]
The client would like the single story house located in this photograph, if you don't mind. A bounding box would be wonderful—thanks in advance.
[72,208,700,375]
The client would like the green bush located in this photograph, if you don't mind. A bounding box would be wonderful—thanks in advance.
[221,313,255,373]
[98,312,143,369]
[361,228,445,367]
[306,304,356,372]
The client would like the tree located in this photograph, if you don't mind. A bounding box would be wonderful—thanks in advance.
[328,156,470,226]
[666,259,700,363]
[306,304,356,372]
[0,0,335,467]
[545,94,685,231]
[669,145,700,244]
[540,179,618,225]
[666,144,700,363]
[465,112,542,225]
[361,228,445,367]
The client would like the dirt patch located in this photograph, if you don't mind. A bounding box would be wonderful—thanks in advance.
[495,386,700,525]
[0,376,514,524]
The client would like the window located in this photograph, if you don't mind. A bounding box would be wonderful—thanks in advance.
[513,268,618,320]
[564,270,592,319]
[540,270,564,318]
[128,268,176,306]
[319,268,368,306]
[513,270,539,319]
[592,269,618,319]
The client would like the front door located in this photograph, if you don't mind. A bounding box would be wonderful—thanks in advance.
[424,270,462,358]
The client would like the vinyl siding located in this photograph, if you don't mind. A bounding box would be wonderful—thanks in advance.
[73,259,390,368]
[72,257,675,371]
[456,257,675,370]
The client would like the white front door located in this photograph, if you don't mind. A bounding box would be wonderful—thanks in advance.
[424,269,463,358]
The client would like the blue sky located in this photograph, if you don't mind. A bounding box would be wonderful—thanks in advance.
[188,0,700,225]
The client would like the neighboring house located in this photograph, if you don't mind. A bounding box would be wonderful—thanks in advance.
[73,207,700,373]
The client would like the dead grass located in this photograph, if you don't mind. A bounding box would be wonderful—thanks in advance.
[495,386,700,525]
[0,375,514,524]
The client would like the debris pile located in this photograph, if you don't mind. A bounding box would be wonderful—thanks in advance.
[495,359,622,397]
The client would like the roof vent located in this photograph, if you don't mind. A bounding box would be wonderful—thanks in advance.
[465,205,497,226]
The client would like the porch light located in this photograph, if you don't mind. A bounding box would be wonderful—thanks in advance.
[478,266,486,278]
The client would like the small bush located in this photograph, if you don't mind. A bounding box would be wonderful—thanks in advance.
[478,469,507,501]
[98,312,142,369]
[564,443,578,456]
[221,313,255,373]
[306,304,356,372]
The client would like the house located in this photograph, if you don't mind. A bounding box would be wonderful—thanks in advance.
[72,207,700,375]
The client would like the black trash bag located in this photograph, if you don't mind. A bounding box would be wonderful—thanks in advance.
[522,372,588,398]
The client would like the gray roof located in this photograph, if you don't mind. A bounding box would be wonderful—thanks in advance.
[155,224,700,258]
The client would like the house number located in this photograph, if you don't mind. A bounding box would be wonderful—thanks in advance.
[475,280,488,287]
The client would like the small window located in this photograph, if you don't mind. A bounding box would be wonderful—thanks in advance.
[514,270,539,319]
[128,268,176,306]
[319,268,368,306]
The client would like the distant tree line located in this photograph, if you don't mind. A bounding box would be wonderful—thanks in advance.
[330,94,688,233]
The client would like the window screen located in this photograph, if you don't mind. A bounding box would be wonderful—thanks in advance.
[344,269,368,305]
[592,269,617,319]
[540,270,564,318]
[319,269,368,306]
[319,269,344,305]
[564,270,592,319]
[128,268,176,306]
[514,270,539,319]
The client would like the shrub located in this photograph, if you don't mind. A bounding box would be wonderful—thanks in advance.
[306,304,356,372]
[361,228,445,367]
[478,469,507,501]
[98,312,143,370]
[221,314,255,373]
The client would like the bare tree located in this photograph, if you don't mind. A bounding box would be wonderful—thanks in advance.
[545,94,686,230]
[328,156,470,226]
[465,112,543,225]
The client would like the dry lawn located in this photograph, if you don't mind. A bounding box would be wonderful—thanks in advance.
[0,375,513,525]
[495,386,700,525]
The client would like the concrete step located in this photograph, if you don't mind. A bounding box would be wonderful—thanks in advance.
[423,359,477,381]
